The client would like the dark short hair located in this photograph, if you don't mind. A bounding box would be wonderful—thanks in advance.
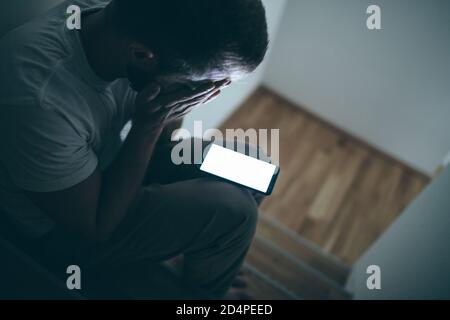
[110,0,269,77]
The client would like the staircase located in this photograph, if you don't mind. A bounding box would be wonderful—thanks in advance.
[243,214,352,300]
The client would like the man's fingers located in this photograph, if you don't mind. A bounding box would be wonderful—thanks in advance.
[203,90,221,104]
[170,103,196,118]
[172,88,222,113]
[136,80,227,122]
[161,89,218,115]
[214,79,231,89]
[162,82,216,108]
[169,101,199,119]
[145,92,204,119]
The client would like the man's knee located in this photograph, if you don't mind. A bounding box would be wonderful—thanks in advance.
[194,180,258,241]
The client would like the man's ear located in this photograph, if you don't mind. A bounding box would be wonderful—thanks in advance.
[127,42,157,71]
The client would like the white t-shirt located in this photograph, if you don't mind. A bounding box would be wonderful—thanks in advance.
[0,0,137,237]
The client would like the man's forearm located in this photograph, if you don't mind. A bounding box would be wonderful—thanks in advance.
[95,124,163,241]
[157,118,183,147]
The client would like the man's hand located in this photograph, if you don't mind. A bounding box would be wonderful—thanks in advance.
[133,80,230,134]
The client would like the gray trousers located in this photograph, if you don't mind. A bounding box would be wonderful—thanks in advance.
[36,139,261,299]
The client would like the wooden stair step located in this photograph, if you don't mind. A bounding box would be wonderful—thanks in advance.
[241,263,299,300]
[257,214,350,285]
[246,235,352,300]
[165,256,299,300]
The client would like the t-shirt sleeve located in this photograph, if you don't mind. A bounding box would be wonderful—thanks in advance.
[0,104,98,192]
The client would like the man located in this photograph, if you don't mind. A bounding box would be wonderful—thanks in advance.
[0,0,269,299]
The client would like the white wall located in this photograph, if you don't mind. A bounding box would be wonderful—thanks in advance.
[346,166,450,299]
[263,0,450,175]
[183,0,287,135]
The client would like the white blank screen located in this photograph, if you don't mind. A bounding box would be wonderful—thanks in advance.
[200,144,277,193]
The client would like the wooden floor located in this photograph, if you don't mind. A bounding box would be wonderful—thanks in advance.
[221,87,430,264]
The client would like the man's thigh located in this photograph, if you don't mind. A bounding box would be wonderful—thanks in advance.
[92,177,258,269]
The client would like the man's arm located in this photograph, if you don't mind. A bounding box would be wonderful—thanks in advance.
[158,118,184,146]
[27,123,162,242]
[27,81,223,243]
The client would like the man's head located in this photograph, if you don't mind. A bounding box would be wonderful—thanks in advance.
[108,0,269,92]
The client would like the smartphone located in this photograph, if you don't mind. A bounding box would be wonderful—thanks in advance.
[200,143,280,195]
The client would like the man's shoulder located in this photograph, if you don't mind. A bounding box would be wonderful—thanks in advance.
[0,5,73,107]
